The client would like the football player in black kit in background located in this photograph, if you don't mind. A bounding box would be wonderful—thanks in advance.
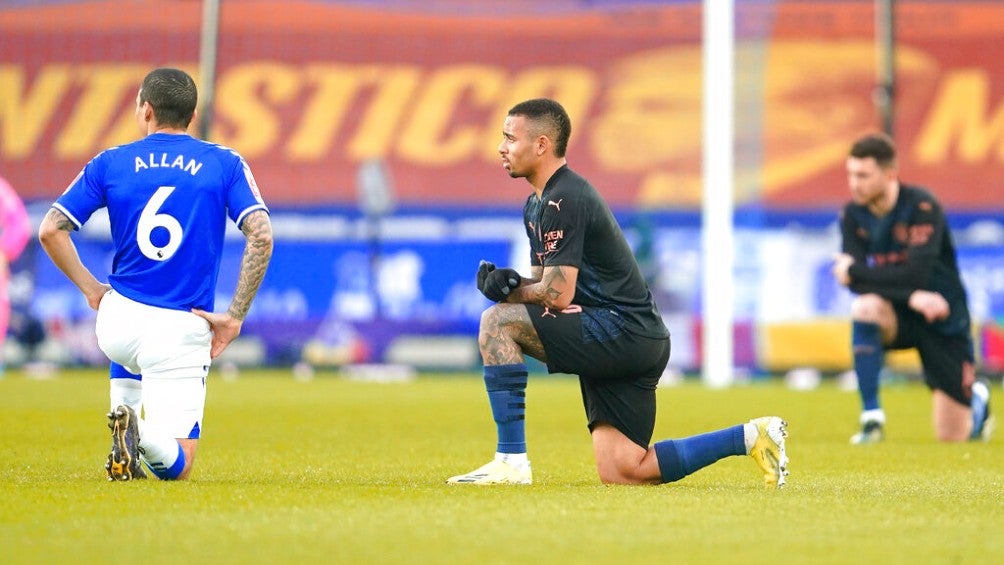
[447,98,789,488]
[833,132,992,443]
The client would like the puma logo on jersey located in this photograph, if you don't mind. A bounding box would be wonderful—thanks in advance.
[547,199,563,211]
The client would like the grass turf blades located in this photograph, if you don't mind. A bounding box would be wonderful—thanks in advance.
[1,368,1000,564]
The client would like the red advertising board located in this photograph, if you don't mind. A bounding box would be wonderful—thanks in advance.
[2,1,1004,209]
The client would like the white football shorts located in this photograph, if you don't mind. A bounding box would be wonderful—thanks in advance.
[95,289,212,377]
[96,290,211,439]
[140,374,207,439]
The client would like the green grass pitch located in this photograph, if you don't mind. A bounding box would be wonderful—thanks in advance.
[1,368,1001,564]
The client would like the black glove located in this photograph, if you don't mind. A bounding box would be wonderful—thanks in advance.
[481,268,521,303]
[476,260,496,293]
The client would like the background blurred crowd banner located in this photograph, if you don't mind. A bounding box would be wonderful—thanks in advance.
[4,0,1004,209]
[3,0,1004,371]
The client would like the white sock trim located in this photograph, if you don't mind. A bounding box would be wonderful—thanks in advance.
[860,409,886,425]
[110,379,142,414]
[743,423,757,453]
[497,452,529,466]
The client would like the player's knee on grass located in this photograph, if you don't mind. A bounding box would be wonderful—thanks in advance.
[932,390,972,442]
[595,456,656,485]
[592,425,658,485]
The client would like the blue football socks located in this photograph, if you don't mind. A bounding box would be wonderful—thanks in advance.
[653,425,746,483]
[484,363,528,454]
[853,321,883,411]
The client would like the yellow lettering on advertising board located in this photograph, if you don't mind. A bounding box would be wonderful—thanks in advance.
[0,65,73,159]
[397,64,505,166]
[5,56,1004,186]
[215,62,300,157]
[288,64,379,160]
[915,69,1004,164]
[55,64,149,159]
[346,65,424,161]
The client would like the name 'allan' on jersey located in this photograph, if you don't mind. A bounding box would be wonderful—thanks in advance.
[53,133,268,312]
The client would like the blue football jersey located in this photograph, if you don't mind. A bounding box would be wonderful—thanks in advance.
[53,133,269,312]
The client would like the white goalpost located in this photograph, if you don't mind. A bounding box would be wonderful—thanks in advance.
[701,0,736,388]
[198,0,221,141]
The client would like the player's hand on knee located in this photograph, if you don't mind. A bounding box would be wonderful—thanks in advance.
[481,268,521,302]
[908,290,950,323]
[477,260,520,302]
[831,253,854,286]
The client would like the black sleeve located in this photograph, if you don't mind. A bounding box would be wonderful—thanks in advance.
[539,191,584,269]
[840,207,868,263]
[848,279,915,302]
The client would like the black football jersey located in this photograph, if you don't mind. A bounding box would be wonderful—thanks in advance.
[840,184,971,336]
[522,166,669,340]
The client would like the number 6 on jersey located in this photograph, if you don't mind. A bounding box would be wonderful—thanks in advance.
[137,186,183,261]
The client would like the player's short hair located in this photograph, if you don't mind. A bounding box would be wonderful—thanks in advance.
[508,98,571,157]
[849,132,896,169]
[140,68,198,129]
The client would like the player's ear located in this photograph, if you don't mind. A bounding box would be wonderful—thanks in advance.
[883,162,898,182]
[536,134,550,157]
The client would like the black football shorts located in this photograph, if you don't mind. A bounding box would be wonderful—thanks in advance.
[526,304,671,448]
[890,303,975,405]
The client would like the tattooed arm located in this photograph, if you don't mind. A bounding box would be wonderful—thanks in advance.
[192,210,274,358]
[507,264,578,310]
[228,210,274,320]
[38,208,110,310]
